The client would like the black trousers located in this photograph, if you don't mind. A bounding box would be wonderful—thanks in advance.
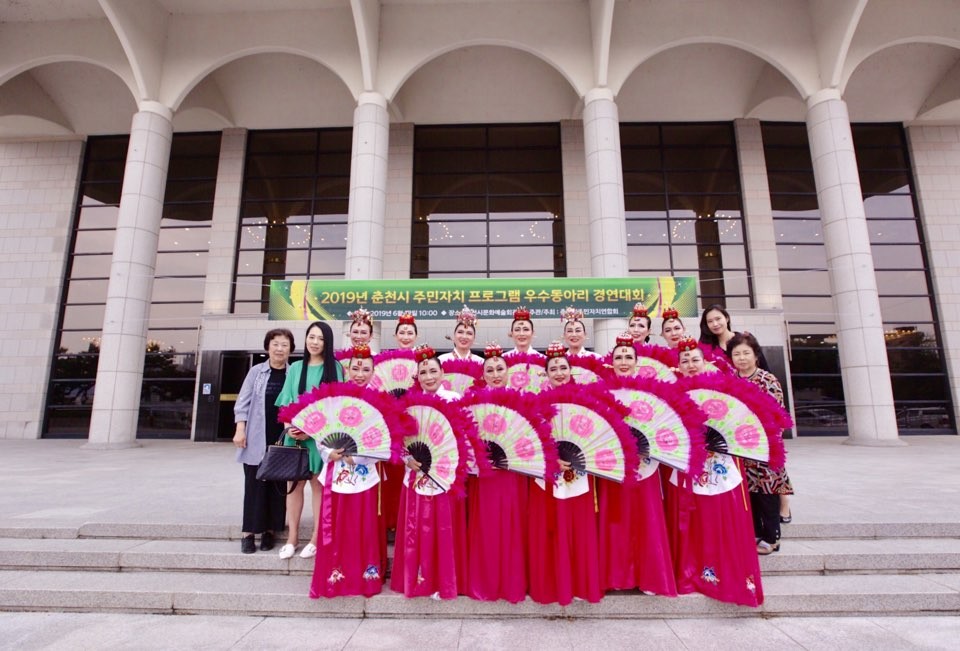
[241,463,287,534]
[750,491,781,545]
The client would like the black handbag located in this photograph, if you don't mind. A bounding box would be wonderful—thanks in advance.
[256,439,312,485]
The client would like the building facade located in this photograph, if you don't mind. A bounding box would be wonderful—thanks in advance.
[1,0,958,446]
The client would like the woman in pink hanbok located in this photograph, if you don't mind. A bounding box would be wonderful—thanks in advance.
[309,344,389,598]
[390,344,465,600]
[527,341,603,606]
[463,342,530,603]
[672,337,763,607]
[597,333,677,597]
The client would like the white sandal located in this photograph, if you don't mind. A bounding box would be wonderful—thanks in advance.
[278,543,296,559]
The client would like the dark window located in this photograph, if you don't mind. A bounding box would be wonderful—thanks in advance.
[46,133,220,438]
[411,124,566,278]
[234,129,352,313]
[762,123,952,434]
[622,123,752,308]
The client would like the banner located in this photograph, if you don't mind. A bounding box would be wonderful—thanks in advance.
[269,277,697,321]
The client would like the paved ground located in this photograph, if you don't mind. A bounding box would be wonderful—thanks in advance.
[2,612,960,650]
[2,435,960,649]
[4,435,960,530]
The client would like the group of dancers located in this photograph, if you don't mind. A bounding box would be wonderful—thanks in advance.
[255,303,792,608]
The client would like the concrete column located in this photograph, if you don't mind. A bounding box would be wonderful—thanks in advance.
[735,119,784,310]
[345,92,389,280]
[202,128,247,314]
[906,125,960,429]
[582,88,628,353]
[86,102,173,449]
[805,89,900,446]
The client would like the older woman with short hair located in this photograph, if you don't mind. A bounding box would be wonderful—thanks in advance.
[233,328,295,554]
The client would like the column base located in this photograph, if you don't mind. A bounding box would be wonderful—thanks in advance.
[842,437,907,448]
[81,440,142,451]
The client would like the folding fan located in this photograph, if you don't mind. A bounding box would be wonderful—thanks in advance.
[277,382,408,461]
[459,387,560,479]
[568,355,607,385]
[369,349,418,397]
[441,358,482,396]
[607,375,706,474]
[334,347,353,363]
[401,392,475,495]
[504,352,550,394]
[538,383,638,483]
[681,373,791,470]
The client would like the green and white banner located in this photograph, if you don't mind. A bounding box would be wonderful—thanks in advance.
[269,276,698,321]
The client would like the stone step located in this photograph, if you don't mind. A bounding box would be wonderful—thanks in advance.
[3,521,960,542]
[3,537,960,577]
[0,569,957,618]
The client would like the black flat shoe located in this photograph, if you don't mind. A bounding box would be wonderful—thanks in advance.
[260,531,275,551]
[241,534,256,554]
[780,512,792,524]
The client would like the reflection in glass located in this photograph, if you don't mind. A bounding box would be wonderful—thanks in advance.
[47,134,220,438]
[412,124,564,278]
[764,122,952,433]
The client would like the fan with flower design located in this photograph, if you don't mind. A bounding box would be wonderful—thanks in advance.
[401,392,476,495]
[369,349,418,397]
[459,387,560,479]
[504,352,550,394]
[680,373,791,469]
[277,382,408,461]
[441,358,482,396]
[607,375,706,474]
[568,355,607,385]
[538,383,638,483]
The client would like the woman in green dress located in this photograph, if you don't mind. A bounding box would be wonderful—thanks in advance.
[275,320,344,560]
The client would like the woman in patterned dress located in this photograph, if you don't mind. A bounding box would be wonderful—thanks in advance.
[728,332,794,555]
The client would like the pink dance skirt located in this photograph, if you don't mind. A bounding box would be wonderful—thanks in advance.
[527,477,602,605]
[310,466,386,598]
[677,482,764,607]
[598,471,677,596]
[389,477,459,599]
[466,471,528,602]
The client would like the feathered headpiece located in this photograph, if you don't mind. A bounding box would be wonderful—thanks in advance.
[661,306,679,320]
[484,342,504,359]
[545,340,568,360]
[348,307,373,327]
[455,305,478,328]
[631,303,648,319]
[351,343,373,360]
[513,306,531,321]
[560,305,584,324]
[413,343,436,364]
[398,312,416,326]
[677,337,699,353]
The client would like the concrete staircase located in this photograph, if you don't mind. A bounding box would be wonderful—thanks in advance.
[2,522,959,618]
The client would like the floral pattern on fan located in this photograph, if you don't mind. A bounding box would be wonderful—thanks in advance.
[538,383,637,484]
[680,372,792,470]
[441,358,482,395]
[504,352,550,394]
[459,387,560,479]
[401,392,477,496]
[277,382,409,462]
[369,349,417,396]
[607,374,707,475]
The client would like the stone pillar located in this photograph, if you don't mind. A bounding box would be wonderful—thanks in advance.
[345,92,389,280]
[907,125,960,430]
[86,102,173,449]
[582,88,629,353]
[735,119,784,310]
[202,128,247,315]
[805,89,900,445]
